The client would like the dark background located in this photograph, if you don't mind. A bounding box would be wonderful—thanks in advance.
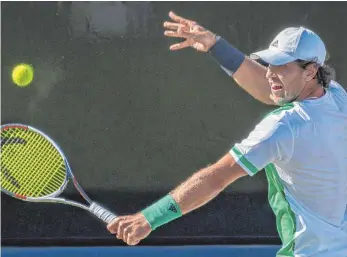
[2,2,347,245]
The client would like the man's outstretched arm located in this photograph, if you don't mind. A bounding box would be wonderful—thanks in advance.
[232,57,273,105]
[106,153,248,245]
[163,11,273,105]
[170,153,247,214]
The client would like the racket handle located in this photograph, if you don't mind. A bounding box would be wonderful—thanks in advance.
[89,202,117,224]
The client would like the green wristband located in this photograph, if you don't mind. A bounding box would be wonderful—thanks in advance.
[141,194,182,230]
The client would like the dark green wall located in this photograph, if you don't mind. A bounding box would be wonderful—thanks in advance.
[2,2,346,244]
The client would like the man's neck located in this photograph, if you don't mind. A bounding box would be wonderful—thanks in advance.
[299,83,325,101]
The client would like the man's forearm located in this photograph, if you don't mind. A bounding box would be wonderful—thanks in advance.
[170,155,246,215]
[169,165,226,215]
[233,57,274,105]
[209,37,274,105]
[140,154,246,230]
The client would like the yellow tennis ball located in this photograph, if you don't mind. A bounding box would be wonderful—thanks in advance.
[12,64,34,87]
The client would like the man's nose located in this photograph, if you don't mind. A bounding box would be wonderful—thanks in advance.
[266,67,276,79]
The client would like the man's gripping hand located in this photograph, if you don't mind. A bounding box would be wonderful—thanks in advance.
[107,213,152,246]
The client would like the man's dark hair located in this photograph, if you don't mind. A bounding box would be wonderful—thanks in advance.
[296,60,336,89]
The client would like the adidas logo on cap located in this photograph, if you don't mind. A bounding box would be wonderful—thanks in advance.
[271,40,279,48]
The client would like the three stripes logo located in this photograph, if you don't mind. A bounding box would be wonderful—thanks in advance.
[168,203,177,213]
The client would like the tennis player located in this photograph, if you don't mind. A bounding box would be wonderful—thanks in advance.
[107,11,347,257]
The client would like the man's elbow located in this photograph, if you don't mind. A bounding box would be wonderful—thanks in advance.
[212,154,248,190]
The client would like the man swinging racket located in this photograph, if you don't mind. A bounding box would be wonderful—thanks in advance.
[107,11,347,257]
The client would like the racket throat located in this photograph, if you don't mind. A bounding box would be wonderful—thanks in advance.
[89,202,117,224]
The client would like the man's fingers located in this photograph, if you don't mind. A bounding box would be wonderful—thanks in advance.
[163,21,185,30]
[169,11,195,26]
[125,230,135,245]
[127,235,140,246]
[170,40,192,51]
[107,217,121,234]
[130,240,140,246]
[117,220,128,240]
[123,227,132,243]
[164,30,190,39]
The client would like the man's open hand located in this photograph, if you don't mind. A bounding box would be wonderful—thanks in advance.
[163,11,217,52]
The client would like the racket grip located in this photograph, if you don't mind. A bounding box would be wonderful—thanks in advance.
[89,202,117,224]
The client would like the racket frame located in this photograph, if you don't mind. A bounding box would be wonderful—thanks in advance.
[1,123,117,224]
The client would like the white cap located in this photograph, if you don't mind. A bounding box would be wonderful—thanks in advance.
[250,27,326,66]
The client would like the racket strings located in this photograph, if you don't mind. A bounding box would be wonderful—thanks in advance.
[2,130,41,194]
[22,131,66,197]
[9,132,54,195]
[12,133,50,194]
[25,134,59,191]
[1,127,67,197]
[3,129,64,197]
[40,170,66,196]
[33,146,66,197]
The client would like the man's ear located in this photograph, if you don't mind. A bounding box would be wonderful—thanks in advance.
[304,63,319,82]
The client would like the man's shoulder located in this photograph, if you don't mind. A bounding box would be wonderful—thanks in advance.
[262,103,300,128]
[329,80,345,90]
[264,103,296,120]
[252,104,296,141]
[329,80,347,98]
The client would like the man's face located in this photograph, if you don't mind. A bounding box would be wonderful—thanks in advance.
[266,61,308,106]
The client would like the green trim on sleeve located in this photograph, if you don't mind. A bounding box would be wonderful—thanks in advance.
[231,146,259,175]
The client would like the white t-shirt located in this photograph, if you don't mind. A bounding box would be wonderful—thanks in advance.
[230,81,347,257]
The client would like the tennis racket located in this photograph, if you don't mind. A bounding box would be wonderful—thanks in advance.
[0,123,117,224]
